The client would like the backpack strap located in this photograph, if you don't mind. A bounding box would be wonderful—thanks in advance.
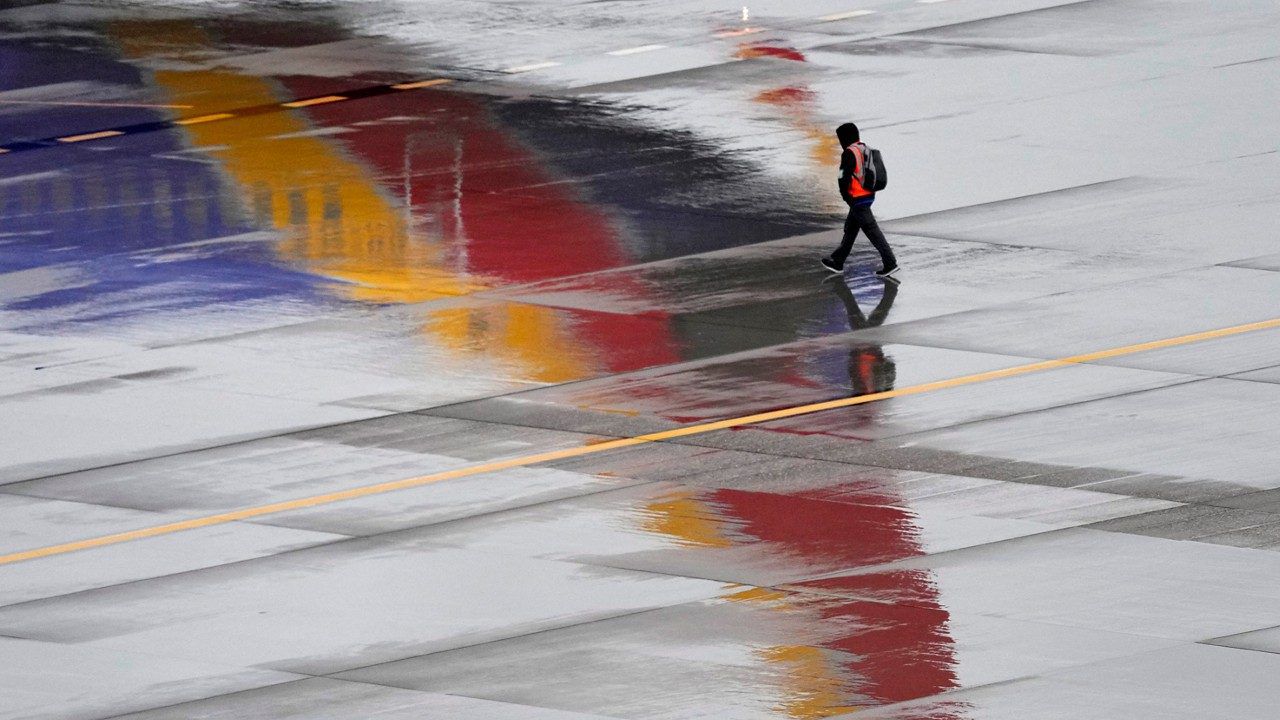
[851,142,868,185]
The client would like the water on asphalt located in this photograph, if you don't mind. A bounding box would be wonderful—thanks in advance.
[2,0,1280,718]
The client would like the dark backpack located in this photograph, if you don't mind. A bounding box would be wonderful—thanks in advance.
[861,144,888,192]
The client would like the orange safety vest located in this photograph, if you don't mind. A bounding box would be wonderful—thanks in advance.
[848,142,874,198]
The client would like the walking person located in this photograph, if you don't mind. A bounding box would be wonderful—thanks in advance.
[821,123,899,277]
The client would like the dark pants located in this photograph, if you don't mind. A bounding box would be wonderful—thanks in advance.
[832,203,895,268]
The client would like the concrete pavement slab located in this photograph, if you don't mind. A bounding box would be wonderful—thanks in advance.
[540,444,1179,527]
[0,635,300,720]
[0,383,388,484]
[1085,504,1280,543]
[1090,328,1280,377]
[335,587,1180,719]
[491,231,1192,334]
[0,542,726,675]
[449,331,1198,445]
[0,493,343,606]
[110,677,617,720]
[898,378,1280,495]
[2,0,1279,715]
[883,151,1280,255]
[849,643,1280,720]
[799,528,1280,640]
[1207,625,1280,655]
[391,478,1175,587]
[850,265,1280,361]
[1230,364,1280,384]
[4,429,648,537]
[0,331,138,368]
[1227,251,1280,272]
[1215,488,1280,514]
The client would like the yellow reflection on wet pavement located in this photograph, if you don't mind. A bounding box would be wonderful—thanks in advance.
[645,495,861,717]
[427,303,592,384]
[761,645,859,718]
[754,84,845,212]
[110,21,596,383]
[114,24,471,303]
[641,491,734,549]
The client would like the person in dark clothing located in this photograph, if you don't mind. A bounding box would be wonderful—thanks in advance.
[827,276,899,397]
[822,123,899,278]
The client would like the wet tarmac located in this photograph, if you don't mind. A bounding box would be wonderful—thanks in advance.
[1,0,1279,718]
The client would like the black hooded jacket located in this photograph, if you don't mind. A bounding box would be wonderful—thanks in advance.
[836,124,874,207]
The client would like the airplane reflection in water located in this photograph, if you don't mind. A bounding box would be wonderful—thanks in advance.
[110,21,664,384]
[2,20,837,384]
[559,277,901,440]
[0,20,671,383]
[440,478,962,718]
[633,286,936,718]
[0,16,968,719]
[2,16,867,389]
[407,467,962,717]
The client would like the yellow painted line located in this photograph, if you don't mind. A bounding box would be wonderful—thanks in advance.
[56,130,125,143]
[391,79,453,90]
[2,316,1278,567]
[281,95,347,108]
[820,10,876,21]
[174,112,236,126]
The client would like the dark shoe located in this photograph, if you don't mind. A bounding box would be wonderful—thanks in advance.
[821,258,843,274]
[874,263,899,278]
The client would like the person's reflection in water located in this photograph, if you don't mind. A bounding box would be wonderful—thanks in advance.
[827,276,898,397]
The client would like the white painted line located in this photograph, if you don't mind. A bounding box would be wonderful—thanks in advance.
[607,44,667,56]
[504,61,561,73]
[918,0,954,4]
[819,10,876,21]
[0,170,60,184]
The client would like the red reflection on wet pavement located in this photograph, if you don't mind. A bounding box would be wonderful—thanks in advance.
[278,76,683,373]
[756,86,817,105]
[710,488,922,569]
[738,45,808,62]
[820,598,959,706]
[661,484,961,713]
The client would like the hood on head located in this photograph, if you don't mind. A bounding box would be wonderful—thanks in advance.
[836,122,859,146]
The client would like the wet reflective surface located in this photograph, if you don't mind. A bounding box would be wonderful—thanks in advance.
[2,0,1280,718]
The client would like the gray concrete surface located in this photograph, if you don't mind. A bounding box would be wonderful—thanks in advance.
[1,0,1279,718]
